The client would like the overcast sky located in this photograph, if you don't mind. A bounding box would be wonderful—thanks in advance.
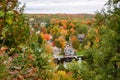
[19,0,108,14]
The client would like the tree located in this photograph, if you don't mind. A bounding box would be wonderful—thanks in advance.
[72,39,80,50]
[0,0,30,48]
[104,0,120,78]
[0,0,18,34]
[79,0,120,80]
[0,1,52,79]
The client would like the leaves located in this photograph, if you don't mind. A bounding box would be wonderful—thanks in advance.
[0,11,4,17]
[72,38,80,50]
[1,0,120,79]
[55,36,66,49]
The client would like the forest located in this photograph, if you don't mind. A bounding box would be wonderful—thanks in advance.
[0,0,120,80]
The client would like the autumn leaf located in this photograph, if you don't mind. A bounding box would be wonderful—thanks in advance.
[0,47,8,53]
[70,23,75,27]
[94,28,99,34]
[57,36,66,48]
[95,37,99,43]
[18,74,24,80]
[43,34,50,40]
[71,36,76,41]
[28,54,34,61]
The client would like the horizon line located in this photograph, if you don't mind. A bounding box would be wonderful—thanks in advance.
[24,13,96,15]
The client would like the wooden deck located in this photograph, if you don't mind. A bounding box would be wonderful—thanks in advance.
[53,55,83,64]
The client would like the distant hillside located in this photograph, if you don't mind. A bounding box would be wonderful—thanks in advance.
[25,14,95,19]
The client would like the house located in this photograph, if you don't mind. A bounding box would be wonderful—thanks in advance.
[40,22,47,27]
[53,46,61,56]
[77,34,85,42]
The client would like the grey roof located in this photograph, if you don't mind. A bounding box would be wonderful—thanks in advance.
[78,34,85,39]
[78,34,85,42]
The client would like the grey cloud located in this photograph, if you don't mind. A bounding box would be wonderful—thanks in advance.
[19,0,108,14]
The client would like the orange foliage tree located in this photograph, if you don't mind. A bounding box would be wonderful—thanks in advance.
[55,36,66,49]
[61,20,67,29]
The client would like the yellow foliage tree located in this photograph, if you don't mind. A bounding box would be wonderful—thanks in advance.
[56,36,66,49]
[61,20,67,29]
[52,70,74,80]
[70,22,75,28]
[60,29,68,37]
[45,43,53,54]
